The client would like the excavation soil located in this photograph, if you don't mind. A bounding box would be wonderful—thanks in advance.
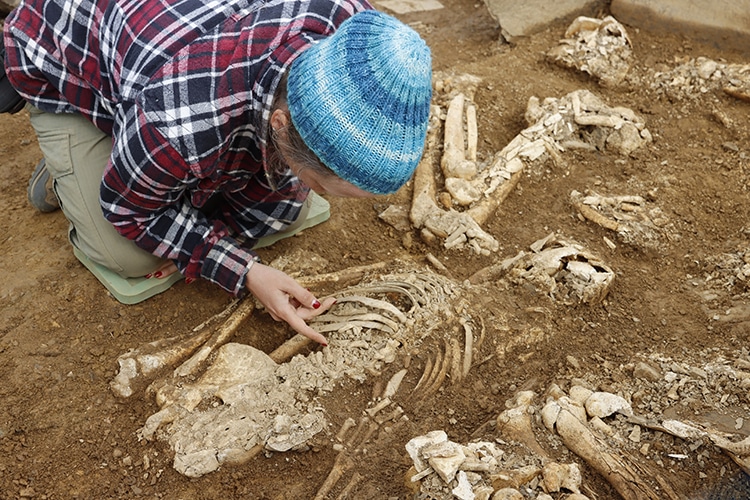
[1,1,750,498]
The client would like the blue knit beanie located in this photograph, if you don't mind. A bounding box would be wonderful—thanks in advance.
[287,10,432,195]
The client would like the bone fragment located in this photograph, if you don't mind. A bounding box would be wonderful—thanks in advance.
[173,298,254,378]
[420,340,451,399]
[496,391,549,459]
[313,452,353,500]
[413,355,434,394]
[110,329,214,398]
[410,106,443,229]
[554,409,662,499]
[295,261,388,287]
[110,298,252,398]
[442,93,477,180]
[571,197,620,232]
[268,333,313,364]
[466,104,477,162]
[460,318,473,378]
[336,417,357,443]
[466,158,524,225]
[449,337,462,383]
[365,397,392,417]
[335,472,362,500]
[383,368,408,399]
[425,252,450,274]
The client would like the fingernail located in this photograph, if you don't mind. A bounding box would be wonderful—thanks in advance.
[145,273,152,279]
[312,299,321,309]
[321,342,328,347]
[154,271,162,278]
[185,278,195,284]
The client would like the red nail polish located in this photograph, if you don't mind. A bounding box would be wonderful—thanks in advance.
[145,273,152,279]
[154,271,162,278]
[312,299,321,309]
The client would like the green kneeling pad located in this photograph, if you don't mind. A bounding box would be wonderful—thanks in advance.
[74,193,331,304]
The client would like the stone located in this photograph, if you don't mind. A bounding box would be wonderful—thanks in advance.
[423,440,466,483]
[406,430,448,473]
[481,0,602,41]
[452,471,475,500]
[611,0,750,55]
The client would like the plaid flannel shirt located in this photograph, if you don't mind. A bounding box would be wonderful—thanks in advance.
[4,0,371,296]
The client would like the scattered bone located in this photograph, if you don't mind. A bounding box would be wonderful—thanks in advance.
[496,391,549,459]
[547,16,633,87]
[417,339,452,399]
[412,74,649,255]
[382,368,408,399]
[172,298,255,378]
[571,190,671,249]
[442,93,477,181]
[110,329,213,398]
[460,317,473,379]
[540,461,582,494]
[110,298,249,398]
[584,391,633,419]
[631,415,750,475]
[409,104,499,255]
[650,56,750,102]
[409,348,750,500]
[472,234,615,305]
[405,429,591,499]
[550,405,664,499]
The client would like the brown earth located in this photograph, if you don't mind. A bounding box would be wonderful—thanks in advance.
[1,0,750,498]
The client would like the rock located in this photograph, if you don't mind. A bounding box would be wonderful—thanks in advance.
[611,0,750,54]
[406,430,448,472]
[481,0,601,41]
[452,471,475,500]
[423,440,466,483]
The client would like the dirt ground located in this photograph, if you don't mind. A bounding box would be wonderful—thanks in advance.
[2,0,750,498]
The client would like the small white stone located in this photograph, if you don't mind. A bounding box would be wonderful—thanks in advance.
[405,430,448,472]
[452,471,475,500]
[423,440,466,483]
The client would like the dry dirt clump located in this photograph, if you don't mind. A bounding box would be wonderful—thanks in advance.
[2,1,750,499]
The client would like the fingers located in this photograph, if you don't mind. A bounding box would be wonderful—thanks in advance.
[294,296,336,321]
[284,313,329,346]
[145,260,179,279]
[245,263,334,346]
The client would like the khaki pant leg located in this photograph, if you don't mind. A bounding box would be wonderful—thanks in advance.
[28,106,164,277]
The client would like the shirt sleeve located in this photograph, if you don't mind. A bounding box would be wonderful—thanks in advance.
[101,102,261,296]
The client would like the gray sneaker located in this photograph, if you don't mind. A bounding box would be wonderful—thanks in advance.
[27,159,60,213]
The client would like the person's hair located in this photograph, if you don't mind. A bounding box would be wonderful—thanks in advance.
[267,72,334,180]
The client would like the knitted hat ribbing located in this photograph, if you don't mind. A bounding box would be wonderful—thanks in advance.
[287,10,432,195]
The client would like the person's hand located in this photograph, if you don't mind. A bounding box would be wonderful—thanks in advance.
[245,263,335,345]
